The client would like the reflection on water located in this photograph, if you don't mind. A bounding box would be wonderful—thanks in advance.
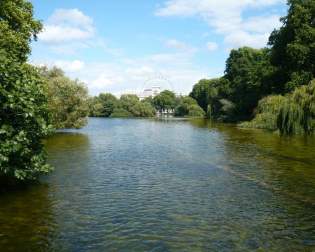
[0,118,314,251]
[0,184,56,251]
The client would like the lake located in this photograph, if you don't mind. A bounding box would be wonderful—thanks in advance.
[0,118,315,251]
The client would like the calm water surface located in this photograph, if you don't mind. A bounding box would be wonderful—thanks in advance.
[1,118,315,251]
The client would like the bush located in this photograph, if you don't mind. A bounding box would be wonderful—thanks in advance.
[110,108,133,118]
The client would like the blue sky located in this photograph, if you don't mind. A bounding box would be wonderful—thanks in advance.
[30,0,287,96]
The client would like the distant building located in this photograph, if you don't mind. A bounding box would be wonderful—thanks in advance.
[139,86,161,100]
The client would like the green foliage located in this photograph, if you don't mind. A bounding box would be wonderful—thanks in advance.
[190,78,235,121]
[175,96,205,117]
[0,0,42,62]
[190,79,219,112]
[224,47,275,119]
[142,96,154,106]
[187,104,205,118]
[118,94,156,118]
[88,97,103,117]
[40,67,89,129]
[130,102,156,117]
[120,94,140,111]
[110,108,133,118]
[0,0,52,181]
[242,80,315,135]
[239,95,286,130]
[277,80,315,135]
[89,93,156,118]
[269,0,315,92]
[153,90,176,111]
[89,93,118,117]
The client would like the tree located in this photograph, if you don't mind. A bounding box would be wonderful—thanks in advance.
[241,80,315,135]
[174,96,205,117]
[224,47,274,119]
[277,80,315,135]
[239,95,286,131]
[269,0,315,92]
[40,67,89,129]
[119,94,140,111]
[190,79,214,112]
[89,93,118,117]
[153,90,176,111]
[0,0,52,182]
[88,96,104,117]
[130,102,156,117]
[190,78,234,121]
[110,108,133,118]
[99,93,118,117]
[0,0,42,62]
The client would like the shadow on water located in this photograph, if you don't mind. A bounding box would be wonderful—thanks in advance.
[0,132,90,252]
[0,184,57,251]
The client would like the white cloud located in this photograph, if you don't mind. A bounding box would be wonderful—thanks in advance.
[34,7,228,96]
[156,0,284,48]
[48,8,93,28]
[126,66,155,80]
[39,9,95,44]
[242,15,281,33]
[54,60,85,72]
[32,50,217,96]
[224,31,268,49]
[164,39,197,55]
[91,74,124,89]
[206,41,218,51]
[165,39,187,50]
[40,25,93,44]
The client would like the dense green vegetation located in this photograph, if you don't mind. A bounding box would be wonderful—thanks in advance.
[0,0,52,182]
[89,94,155,118]
[190,0,315,135]
[0,1,90,183]
[89,90,204,118]
[241,80,315,135]
[40,67,89,129]
[174,96,205,117]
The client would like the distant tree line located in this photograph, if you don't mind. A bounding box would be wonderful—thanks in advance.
[190,0,315,135]
[89,90,205,118]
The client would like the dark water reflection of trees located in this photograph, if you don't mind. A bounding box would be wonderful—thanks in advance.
[0,133,90,251]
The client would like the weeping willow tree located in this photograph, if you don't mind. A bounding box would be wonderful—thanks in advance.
[277,80,315,135]
[240,80,315,135]
[240,95,286,130]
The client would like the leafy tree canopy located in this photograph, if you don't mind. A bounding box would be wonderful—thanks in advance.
[225,47,275,118]
[89,93,118,117]
[0,0,52,182]
[40,67,89,129]
[269,0,315,92]
[175,96,205,117]
[153,90,177,111]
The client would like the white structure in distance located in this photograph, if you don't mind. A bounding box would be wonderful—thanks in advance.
[138,86,161,100]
